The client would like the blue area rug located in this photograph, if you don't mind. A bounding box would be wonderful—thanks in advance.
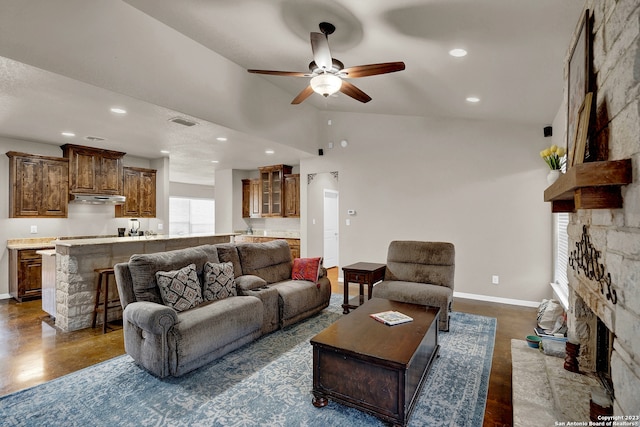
[0,295,496,426]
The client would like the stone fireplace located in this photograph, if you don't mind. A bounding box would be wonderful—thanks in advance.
[564,1,640,417]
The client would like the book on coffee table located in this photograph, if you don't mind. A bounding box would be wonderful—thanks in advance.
[370,310,413,326]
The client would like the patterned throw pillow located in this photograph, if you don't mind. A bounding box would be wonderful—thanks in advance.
[156,264,203,312]
[291,257,322,285]
[203,262,237,301]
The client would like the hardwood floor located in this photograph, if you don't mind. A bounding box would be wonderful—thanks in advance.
[0,267,537,427]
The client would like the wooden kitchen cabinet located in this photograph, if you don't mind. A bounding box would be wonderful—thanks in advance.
[62,144,125,195]
[259,165,292,217]
[242,179,261,218]
[6,152,69,218]
[284,174,300,217]
[234,236,300,259]
[116,167,156,218]
[9,249,43,301]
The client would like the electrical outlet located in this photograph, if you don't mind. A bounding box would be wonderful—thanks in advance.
[492,275,499,285]
[30,225,37,234]
[157,223,163,231]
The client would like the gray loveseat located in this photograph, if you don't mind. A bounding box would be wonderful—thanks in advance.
[114,240,331,378]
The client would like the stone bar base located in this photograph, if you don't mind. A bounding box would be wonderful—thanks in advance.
[54,234,235,332]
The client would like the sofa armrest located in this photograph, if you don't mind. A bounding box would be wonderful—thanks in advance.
[235,275,268,295]
[123,301,178,335]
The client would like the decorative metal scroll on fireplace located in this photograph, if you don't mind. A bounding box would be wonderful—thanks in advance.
[569,225,617,304]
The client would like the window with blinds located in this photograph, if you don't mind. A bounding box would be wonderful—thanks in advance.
[554,212,569,286]
[169,197,215,235]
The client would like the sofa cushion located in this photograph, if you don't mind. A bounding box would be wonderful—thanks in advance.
[271,280,329,322]
[291,257,322,284]
[203,262,237,301]
[156,264,204,312]
[215,243,243,278]
[385,241,455,288]
[128,245,219,304]
[236,240,293,284]
[169,296,263,376]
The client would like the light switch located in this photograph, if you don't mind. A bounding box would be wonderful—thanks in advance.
[346,219,351,226]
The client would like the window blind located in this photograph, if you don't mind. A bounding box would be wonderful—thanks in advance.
[554,212,569,286]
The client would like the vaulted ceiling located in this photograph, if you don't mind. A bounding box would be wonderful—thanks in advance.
[0,0,584,184]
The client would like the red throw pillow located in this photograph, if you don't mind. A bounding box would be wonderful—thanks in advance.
[292,257,322,285]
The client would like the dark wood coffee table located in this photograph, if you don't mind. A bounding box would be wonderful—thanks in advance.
[310,298,440,427]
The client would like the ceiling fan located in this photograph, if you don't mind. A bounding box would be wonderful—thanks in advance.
[247,22,405,104]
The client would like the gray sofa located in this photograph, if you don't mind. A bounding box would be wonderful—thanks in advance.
[372,240,455,331]
[114,240,331,378]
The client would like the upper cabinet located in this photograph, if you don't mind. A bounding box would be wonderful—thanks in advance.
[242,178,261,218]
[284,174,300,217]
[6,152,69,218]
[259,164,292,217]
[62,144,125,195]
[116,167,157,218]
[242,165,299,218]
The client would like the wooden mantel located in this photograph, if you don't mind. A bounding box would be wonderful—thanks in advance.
[544,159,632,212]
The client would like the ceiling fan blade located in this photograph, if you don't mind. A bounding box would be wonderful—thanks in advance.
[341,62,406,78]
[247,69,310,77]
[291,85,315,104]
[339,80,372,103]
[310,32,332,71]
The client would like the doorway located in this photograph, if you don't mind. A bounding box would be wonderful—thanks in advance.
[323,189,339,268]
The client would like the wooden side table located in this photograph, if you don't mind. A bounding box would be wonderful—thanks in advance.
[341,262,386,314]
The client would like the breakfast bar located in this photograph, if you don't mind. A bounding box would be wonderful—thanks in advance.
[51,233,236,332]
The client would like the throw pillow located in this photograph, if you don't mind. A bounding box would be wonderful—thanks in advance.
[156,263,203,312]
[203,261,237,301]
[291,257,322,284]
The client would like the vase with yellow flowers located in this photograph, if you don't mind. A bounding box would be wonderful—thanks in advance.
[540,145,566,185]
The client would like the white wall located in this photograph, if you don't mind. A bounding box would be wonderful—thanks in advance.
[301,112,555,304]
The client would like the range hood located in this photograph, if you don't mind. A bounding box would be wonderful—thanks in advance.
[69,194,126,205]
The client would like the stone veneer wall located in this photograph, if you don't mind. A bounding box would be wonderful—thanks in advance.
[565,1,640,416]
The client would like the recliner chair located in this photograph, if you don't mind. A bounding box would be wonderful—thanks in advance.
[372,240,455,331]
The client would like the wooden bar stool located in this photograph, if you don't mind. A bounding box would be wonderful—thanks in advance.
[91,267,120,334]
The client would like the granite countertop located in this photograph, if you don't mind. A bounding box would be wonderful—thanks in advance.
[54,233,239,247]
[236,230,300,239]
[7,237,56,250]
[36,249,56,256]
[8,233,239,249]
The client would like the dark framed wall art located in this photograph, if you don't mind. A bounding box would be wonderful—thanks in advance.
[566,9,591,167]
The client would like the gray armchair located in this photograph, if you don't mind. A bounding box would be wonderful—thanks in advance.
[372,241,455,331]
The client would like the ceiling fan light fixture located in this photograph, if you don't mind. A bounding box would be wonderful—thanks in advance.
[310,74,342,97]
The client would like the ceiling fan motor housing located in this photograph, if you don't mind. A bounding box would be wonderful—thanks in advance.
[308,59,344,75]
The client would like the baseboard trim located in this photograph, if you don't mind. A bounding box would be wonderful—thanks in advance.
[0,293,12,300]
[454,291,540,308]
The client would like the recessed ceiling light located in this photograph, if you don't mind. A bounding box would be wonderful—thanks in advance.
[216,137,228,142]
[110,107,127,114]
[211,160,219,163]
[449,48,468,58]
[61,132,75,137]
[466,96,480,103]
[160,150,170,154]
[265,149,275,155]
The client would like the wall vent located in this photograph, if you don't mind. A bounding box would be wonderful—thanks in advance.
[169,117,198,127]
